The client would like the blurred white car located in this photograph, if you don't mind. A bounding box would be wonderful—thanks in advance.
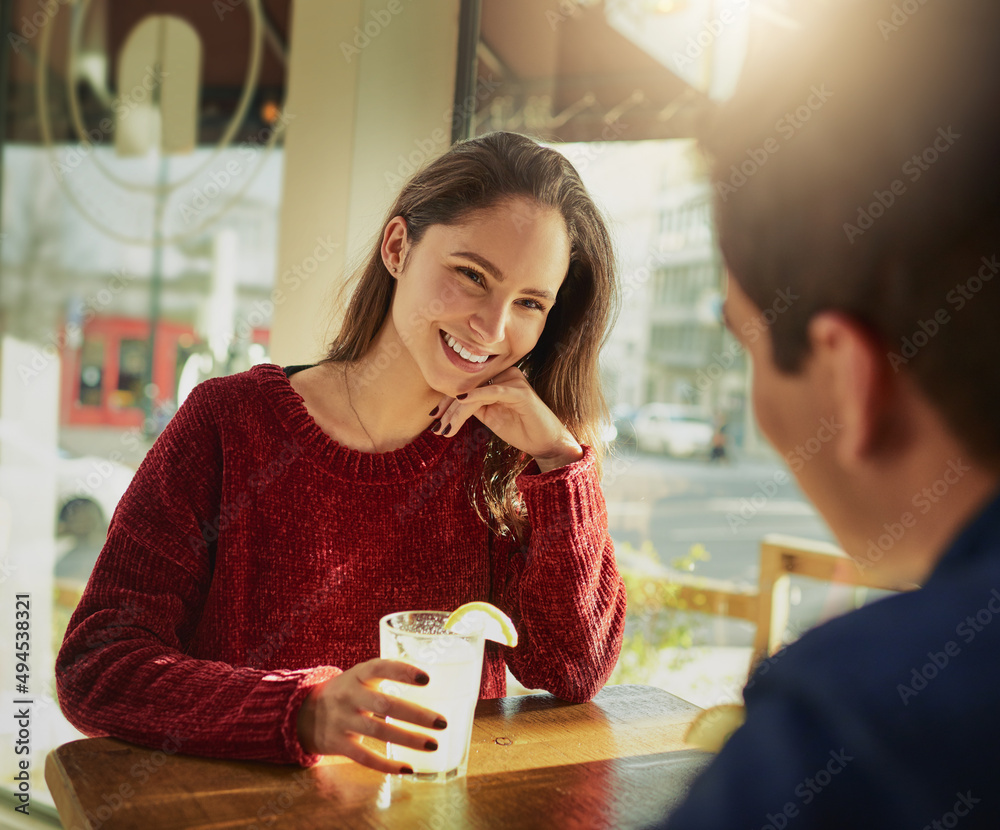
[633,404,714,458]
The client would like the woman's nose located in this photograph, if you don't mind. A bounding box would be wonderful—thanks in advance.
[469,302,507,345]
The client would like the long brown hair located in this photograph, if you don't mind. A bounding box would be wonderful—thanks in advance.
[324,131,619,536]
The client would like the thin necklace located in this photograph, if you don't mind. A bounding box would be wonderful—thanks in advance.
[342,362,378,452]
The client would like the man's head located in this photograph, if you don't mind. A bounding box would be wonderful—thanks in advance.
[704,0,1000,470]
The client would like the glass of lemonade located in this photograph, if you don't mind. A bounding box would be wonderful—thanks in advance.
[379,610,485,782]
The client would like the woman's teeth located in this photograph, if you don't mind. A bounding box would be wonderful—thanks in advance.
[445,334,489,364]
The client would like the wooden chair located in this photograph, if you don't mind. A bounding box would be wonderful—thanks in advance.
[665,534,914,676]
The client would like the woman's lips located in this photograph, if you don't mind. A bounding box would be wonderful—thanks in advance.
[439,331,497,373]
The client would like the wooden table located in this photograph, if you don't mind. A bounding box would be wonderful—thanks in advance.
[45,684,712,829]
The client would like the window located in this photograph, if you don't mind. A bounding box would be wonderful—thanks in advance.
[0,1,289,816]
[474,0,842,709]
[77,339,105,408]
[114,339,147,410]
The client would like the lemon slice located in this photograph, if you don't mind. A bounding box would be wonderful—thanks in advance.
[444,601,518,647]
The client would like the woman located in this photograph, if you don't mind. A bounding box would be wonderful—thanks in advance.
[57,132,626,773]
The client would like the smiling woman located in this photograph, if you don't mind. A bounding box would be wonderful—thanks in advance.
[320,131,620,529]
[55,131,627,776]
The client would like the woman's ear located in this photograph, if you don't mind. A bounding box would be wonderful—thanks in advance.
[808,312,892,468]
[381,216,409,277]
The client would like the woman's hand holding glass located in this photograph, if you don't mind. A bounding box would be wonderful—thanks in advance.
[296,658,446,774]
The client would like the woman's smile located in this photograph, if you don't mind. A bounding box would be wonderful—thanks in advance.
[440,331,498,372]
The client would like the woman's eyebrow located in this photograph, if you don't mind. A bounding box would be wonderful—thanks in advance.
[451,250,556,300]
[451,250,504,280]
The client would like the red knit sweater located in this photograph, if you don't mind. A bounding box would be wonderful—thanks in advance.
[56,364,626,766]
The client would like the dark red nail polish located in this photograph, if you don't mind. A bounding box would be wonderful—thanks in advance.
[456,393,468,400]
[429,406,439,417]
[424,740,438,751]
[433,718,448,730]
[415,672,430,685]
[441,423,451,436]
[400,766,414,774]
[430,419,441,432]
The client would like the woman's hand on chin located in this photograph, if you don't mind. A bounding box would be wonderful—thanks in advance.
[428,367,584,472]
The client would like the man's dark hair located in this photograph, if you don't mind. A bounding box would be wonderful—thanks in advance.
[702,0,1000,466]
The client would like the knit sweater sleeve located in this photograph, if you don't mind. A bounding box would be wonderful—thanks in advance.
[55,380,337,767]
[490,446,626,702]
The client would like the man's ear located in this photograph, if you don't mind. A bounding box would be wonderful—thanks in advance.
[380,216,409,277]
[807,312,892,468]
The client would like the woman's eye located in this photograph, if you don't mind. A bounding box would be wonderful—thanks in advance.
[518,298,547,312]
[459,267,484,285]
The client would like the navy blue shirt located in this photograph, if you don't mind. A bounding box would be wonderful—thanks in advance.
[660,489,1000,829]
